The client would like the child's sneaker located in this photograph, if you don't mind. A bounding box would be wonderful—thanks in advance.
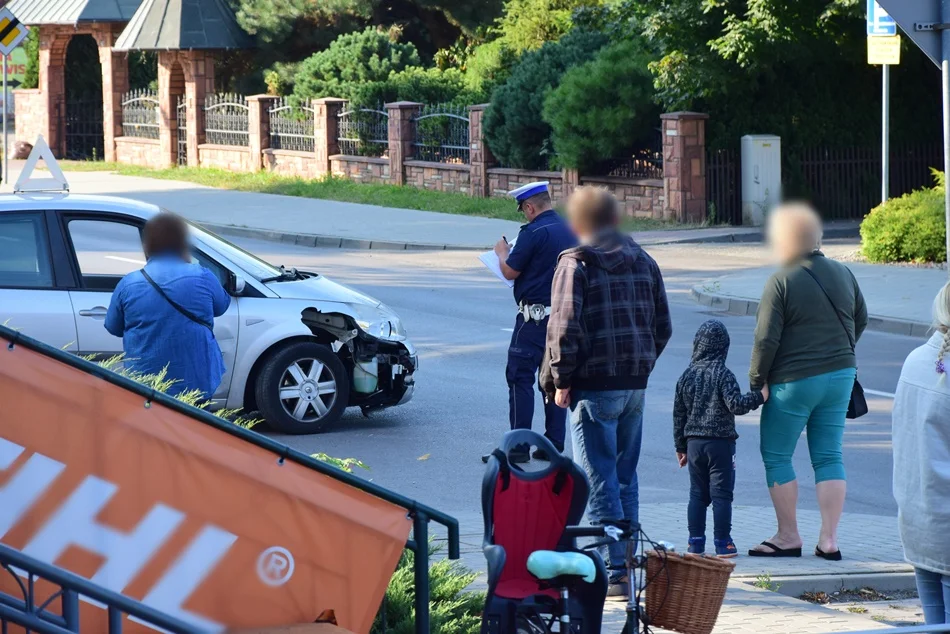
[687,536,706,554]
[715,538,738,558]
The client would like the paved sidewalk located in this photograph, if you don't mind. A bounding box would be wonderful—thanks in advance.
[693,262,948,336]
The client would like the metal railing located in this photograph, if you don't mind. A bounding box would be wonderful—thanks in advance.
[120,89,159,140]
[337,106,389,157]
[412,103,470,164]
[203,93,249,147]
[0,543,198,633]
[269,97,315,153]
[597,128,664,180]
[0,325,460,634]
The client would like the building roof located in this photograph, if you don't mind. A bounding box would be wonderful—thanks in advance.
[114,0,252,51]
[7,0,142,24]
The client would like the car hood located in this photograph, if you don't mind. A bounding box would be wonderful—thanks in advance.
[266,273,381,307]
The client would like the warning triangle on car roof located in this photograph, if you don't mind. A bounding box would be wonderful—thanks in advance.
[14,135,69,194]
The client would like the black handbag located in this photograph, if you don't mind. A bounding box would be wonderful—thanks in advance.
[800,266,868,419]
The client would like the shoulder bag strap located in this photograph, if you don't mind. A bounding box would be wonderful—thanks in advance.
[140,269,214,332]
[800,265,854,352]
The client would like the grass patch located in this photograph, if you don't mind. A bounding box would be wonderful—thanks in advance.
[57,160,699,232]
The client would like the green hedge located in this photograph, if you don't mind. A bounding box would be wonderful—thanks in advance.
[861,170,946,263]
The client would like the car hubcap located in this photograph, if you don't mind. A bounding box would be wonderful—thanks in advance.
[278,358,337,422]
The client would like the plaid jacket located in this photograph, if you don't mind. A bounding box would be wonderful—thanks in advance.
[541,230,672,394]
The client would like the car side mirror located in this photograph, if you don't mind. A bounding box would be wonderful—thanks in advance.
[229,273,246,296]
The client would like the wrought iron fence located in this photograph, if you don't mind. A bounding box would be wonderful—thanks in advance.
[596,129,664,180]
[337,105,389,157]
[64,97,104,161]
[412,103,470,164]
[706,146,742,225]
[121,88,160,140]
[203,93,249,147]
[269,97,315,153]
[177,96,188,166]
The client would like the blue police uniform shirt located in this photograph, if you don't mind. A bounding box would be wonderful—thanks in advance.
[505,209,577,305]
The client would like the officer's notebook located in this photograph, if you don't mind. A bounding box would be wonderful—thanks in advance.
[478,240,516,288]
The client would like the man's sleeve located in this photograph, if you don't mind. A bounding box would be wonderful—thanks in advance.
[104,282,125,338]
[505,229,534,273]
[546,259,586,389]
[652,260,672,358]
[852,272,868,342]
[749,275,785,389]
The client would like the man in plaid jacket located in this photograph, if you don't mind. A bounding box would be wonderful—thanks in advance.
[541,187,672,596]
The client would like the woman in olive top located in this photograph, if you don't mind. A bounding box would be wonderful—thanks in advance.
[748,203,868,560]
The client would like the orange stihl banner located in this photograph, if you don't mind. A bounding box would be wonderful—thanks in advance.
[0,329,411,634]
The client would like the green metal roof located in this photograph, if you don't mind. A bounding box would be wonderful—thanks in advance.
[8,0,142,24]
[114,0,252,51]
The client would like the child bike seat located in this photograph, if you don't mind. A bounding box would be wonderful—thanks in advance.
[527,551,596,583]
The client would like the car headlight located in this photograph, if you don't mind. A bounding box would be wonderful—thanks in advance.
[348,303,406,341]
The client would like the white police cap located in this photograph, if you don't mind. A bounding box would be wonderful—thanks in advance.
[507,181,550,203]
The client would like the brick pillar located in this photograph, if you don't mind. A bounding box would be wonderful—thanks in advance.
[313,97,346,177]
[184,51,215,167]
[661,111,708,223]
[561,169,580,201]
[39,26,69,157]
[468,104,494,198]
[157,52,179,168]
[247,95,278,172]
[386,101,422,186]
[96,24,127,163]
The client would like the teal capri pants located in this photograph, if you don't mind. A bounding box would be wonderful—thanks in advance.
[759,367,856,487]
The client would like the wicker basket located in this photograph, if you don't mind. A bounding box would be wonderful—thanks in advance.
[644,550,735,634]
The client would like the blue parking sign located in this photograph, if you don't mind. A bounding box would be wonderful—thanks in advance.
[867,0,897,36]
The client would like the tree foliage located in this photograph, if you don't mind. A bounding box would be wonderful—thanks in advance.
[542,38,658,171]
[483,28,607,169]
[21,28,39,90]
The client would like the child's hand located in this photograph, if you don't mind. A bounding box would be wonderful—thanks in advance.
[761,384,770,403]
[676,452,687,468]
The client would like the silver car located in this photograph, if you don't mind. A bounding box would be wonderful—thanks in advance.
[0,193,416,434]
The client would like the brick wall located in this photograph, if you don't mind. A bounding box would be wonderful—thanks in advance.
[115,137,164,168]
[580,176,665,219]
[488,168,566,200]
[198,144,253,172]
[13,90,44,153]
[404,160,471,194]
[330,155,392,184]
[263,149,321,179]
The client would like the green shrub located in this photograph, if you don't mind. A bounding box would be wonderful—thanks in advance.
[22,28,39,90]
[483,28,607,169]
[542,38,657,171]
[861,170,947,263]
[372,543,484,634]
[463,39,518,97]
[492,0,596,54]
[352,66,482,109]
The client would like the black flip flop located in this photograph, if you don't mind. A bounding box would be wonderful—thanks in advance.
[748,541,802,558]
[815,547,842,561]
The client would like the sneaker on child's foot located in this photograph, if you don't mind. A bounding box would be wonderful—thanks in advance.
[687,536,706,554]
[715,538,738,558]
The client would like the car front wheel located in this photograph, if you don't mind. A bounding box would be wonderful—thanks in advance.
[255,342,350,434]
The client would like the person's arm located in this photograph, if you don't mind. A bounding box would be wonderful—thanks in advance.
[652,259,673,358]
[720,367,764,415]
[503,231,534,281]
[852,272,868,342]
[546,259,587,392]
[204,268,231,317]
[749,275,785,390]
[673,375,689,454]
[104,281,125,338]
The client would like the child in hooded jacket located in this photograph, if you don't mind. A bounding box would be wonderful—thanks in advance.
[674,319,768,557]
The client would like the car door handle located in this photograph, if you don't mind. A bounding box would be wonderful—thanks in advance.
[79,307,108,319]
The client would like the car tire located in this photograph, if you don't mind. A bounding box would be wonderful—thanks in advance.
[255,342,350,434]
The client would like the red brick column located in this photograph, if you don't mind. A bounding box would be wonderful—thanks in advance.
[386,101,422,186]
[313,97,346,177]
[157,51,184,168]
[561,169,580,201]
[661,111,708,223]
[96,24,127,163]
[247,95,278,172]
[183,51,215,167]
[468,104,494,198]
[38,26,70,157]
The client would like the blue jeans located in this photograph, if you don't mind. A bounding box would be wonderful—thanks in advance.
[570,389,645,573]
[687,438,736,541]
[916,568,950,624]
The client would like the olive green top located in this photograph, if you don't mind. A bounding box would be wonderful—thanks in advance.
[749,252,868,389]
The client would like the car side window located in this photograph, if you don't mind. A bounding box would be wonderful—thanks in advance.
[66,219,145,292]
[0,213,54,289]
[192,248,229,288]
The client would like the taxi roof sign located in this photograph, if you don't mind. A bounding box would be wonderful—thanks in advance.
[0,7,28,56]
[15,135,70,194]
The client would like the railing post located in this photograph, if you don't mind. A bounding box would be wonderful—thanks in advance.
[62,588,80,631]
[386,101,423,186]
[412,510,429,634]
[661,111,709,223]
[247,94,278,172]
[314,97,347,178]
[468,103,494,198]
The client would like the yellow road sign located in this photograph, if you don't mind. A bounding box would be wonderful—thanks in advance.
[868,34,901,65]
[0,7,27,56]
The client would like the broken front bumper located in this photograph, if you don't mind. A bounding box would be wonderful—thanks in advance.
[354,339,417,411]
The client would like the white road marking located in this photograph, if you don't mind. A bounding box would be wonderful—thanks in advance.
[105,255,146,265]
[865,388,895,399]
[501,328,514,332]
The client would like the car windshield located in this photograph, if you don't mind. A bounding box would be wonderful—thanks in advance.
[188,223,284,281]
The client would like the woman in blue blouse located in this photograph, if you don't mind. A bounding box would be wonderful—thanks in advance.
[106,213,230,398]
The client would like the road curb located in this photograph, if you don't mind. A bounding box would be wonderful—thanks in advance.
[691,285,933,338]
[639,223,859,247]
[199,222,488,252]
[738,572,917,598]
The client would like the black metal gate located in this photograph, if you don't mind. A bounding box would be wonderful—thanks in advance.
[706,147,742,225]
[177,96,188,166]
[64,97,104,160]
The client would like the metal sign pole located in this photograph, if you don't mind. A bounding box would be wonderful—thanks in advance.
[944,0,950,273]
[882,63,890,203]
[3,54,7,187]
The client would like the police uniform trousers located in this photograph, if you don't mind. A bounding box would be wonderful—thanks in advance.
[506,313,566,450]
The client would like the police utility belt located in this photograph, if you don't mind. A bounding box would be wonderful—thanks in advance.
[518,303,551,323]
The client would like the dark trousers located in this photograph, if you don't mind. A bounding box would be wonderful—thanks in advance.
[687,438,736,541]
[506,314,566,451]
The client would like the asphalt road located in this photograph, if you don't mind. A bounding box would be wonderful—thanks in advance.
[218,236,916,535]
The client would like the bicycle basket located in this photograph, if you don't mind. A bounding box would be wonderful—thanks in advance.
[645,551,734,634]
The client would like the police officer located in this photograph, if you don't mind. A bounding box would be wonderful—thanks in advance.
[483,181,578,463]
